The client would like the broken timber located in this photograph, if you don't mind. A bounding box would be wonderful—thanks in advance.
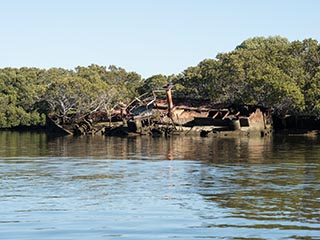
[104,86,273,138]
[45,85,273,137]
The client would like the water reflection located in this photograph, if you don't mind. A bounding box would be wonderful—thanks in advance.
[0,131,320,239]
[1,131,320,163]
[0,131,48,157]
[0,131,271,161]
[195,164,320,223]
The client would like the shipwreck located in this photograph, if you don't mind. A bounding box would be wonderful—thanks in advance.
[104,84,273,137]
[46,84,273,137]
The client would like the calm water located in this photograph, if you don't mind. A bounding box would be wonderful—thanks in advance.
[0,132,319,240]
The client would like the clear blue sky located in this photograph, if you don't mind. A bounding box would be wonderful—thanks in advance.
[0,0,319,78]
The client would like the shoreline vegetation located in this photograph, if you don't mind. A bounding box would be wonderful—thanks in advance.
[1,36,320,136]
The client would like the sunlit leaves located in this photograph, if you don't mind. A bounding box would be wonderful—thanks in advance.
[138,74,169,94]
[1,36,320,129]
[175,36,319,116]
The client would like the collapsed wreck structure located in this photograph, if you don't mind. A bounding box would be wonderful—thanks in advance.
[104,84,273,137]
[46,84,273,137]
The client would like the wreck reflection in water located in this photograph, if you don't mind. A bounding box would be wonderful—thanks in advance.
[0,132,274,162]
[0,132,319,239]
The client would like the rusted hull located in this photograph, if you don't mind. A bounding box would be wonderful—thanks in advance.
[45,89,273,137]
[103,106,272,138]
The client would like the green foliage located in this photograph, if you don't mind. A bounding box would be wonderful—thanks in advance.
[0,67,47,128]
[104,65,142,101]
[138,74,170,94]
[0,65,142,128]
[173,59,221,100]
[173,36,319,116]
[231,36,319,115]
[304,71,320,115]
[1,36,320,129]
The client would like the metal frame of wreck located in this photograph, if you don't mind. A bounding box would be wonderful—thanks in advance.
[105,85,273,137]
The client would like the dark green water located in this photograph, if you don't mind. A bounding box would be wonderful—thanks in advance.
[0,132,319,239]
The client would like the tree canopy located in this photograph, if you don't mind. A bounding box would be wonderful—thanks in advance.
[171,36,319,116]
[1,36,320,128]
[0,65,142,128]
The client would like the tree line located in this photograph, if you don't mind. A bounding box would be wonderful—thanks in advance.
[0,65,141,128]
[1,36,320,128]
